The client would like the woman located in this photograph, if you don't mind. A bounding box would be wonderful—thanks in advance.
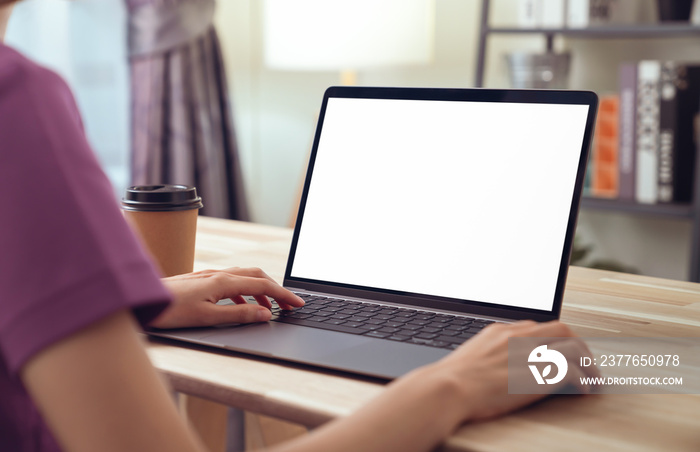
[0,2,596,451]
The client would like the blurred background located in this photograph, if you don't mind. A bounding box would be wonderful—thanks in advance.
[6,0,700,281]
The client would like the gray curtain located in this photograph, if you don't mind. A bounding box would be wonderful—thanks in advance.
[126,0,248,220]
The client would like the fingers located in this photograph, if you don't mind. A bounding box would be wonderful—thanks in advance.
[198,303,272,326]
[229,294,296,311]
[168,267,304,309]
[206,269,305,309]
[218,267,276,284]
[221,268,300,309]
[252,295,273,310]
[551,339,601,394]
[230,295,248,305]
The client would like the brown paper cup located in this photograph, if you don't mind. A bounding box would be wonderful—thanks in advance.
[121,185,203,277]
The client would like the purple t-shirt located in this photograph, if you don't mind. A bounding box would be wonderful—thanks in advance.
[0,45,171,451]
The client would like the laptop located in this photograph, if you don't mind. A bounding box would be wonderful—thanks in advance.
[150,86,598,380]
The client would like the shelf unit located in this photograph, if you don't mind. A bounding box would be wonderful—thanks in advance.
[475,0,700,282]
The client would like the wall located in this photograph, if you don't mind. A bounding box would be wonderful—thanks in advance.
[214,0,482,226]
[214,0,699,281]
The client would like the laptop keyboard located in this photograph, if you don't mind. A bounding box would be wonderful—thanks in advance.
[270,293,496,350]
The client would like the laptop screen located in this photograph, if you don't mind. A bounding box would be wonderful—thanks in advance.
[287,87,596,319]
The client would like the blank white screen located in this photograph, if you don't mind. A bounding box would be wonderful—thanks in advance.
[291,97,589,311]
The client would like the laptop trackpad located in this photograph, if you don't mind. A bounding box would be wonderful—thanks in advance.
[201,322,373,360]
[200,322,450,379]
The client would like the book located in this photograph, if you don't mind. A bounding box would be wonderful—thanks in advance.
[676,65,700,202]
[658,62,700,203]
[635,60,661,204]
[617,62,637,201]
[658,62,678,203]
[591,95,619,198]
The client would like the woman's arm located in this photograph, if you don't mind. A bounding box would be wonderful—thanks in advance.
[21,310,206,452]
[22,304,594,452]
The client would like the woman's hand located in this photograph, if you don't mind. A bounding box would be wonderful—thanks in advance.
[150,267,304,329]
[427,320,601,423]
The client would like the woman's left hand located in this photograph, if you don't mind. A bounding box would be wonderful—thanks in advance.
[150,267,305,329]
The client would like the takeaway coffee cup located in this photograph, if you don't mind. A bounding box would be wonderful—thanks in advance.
[121,185,203,277]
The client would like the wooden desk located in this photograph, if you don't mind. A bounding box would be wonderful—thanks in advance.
[147,216,700,451]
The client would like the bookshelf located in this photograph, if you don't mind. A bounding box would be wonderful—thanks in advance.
[475,0,700,282]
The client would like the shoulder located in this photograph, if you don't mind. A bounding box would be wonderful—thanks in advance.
[0,44,81,130]
[0,44,87,174]
[0,44,69,94]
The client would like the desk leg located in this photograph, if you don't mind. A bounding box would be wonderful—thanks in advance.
[179,394,228,452]
[244,413,308,450]
[177,395,307,451]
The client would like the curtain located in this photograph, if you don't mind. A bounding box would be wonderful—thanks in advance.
[126,0,248,220]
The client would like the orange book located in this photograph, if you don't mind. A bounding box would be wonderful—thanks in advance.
[591,95,619,198]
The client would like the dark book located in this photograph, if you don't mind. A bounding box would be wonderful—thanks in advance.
[658,61,678,203]
[658,63,700,203]
[618,62,637,201]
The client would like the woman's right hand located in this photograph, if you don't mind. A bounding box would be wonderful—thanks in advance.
[430,320,600,423]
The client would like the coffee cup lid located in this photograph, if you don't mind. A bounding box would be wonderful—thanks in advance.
[121,185,203,212]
